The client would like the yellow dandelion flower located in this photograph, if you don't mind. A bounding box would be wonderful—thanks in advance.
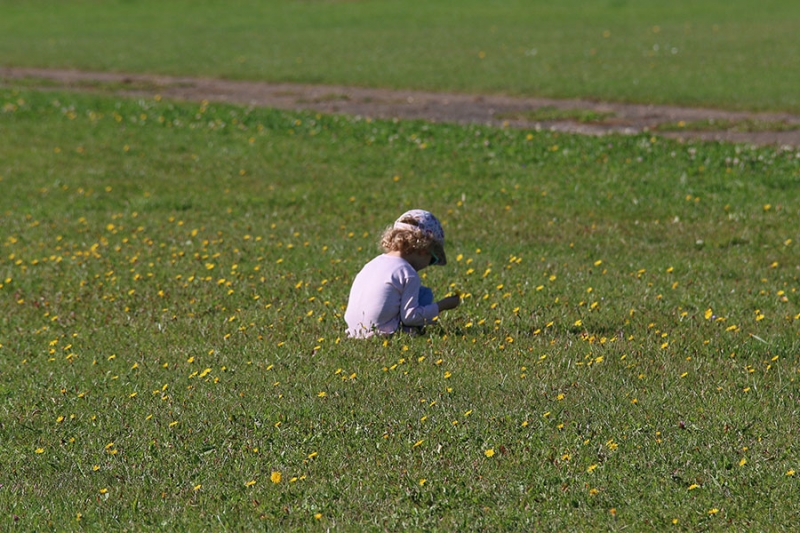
[271,471,282,484]
[245,480,256,487]
[484,449,495,458]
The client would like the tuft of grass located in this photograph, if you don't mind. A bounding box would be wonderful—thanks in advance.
[0,75,193,93]
[1,87,799,531]
[656,117,800,133]
[296,93,351,104]
[497,106,616,124]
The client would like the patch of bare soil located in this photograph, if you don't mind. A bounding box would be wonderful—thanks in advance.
[3,66,800,147]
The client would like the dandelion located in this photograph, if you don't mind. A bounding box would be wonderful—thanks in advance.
[419,479,427,486]
[484,449,495,457]
[587,464,598,472]
[271,471,282,484]
[708,508,719,515]
[786,469,795,476]
[35,447,44,454]
[245,480,256,487]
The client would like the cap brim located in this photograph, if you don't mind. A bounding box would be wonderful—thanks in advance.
[432,242,447,266]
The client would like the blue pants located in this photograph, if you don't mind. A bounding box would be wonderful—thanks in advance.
[418,286,434,306]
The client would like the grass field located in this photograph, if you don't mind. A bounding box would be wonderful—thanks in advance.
[1,0,799,112]
[2,85,799,531]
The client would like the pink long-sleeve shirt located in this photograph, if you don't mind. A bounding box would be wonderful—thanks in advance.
[345,254,439,338]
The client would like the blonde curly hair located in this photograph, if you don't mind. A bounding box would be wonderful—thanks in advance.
[380,215,436,255]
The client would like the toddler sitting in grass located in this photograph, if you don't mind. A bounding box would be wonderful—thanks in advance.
[345,209,460,338]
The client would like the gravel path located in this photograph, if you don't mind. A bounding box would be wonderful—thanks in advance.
[4,66,800,147]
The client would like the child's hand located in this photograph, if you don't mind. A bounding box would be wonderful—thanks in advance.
[437,295,461,311]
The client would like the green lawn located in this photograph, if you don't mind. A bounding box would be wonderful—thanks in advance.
[1,87,799,530]
[1,0,799,112]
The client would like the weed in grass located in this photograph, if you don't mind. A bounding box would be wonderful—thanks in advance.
[1,87,800,531]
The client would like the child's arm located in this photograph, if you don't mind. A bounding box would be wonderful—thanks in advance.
[398,277,439,327]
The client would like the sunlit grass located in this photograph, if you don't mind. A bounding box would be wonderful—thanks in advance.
[1,0,799,112]
[1,87,799,530]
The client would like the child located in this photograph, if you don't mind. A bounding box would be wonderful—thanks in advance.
[345,209,460,338]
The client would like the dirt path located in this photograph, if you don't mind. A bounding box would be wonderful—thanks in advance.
[4,66,800,148]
